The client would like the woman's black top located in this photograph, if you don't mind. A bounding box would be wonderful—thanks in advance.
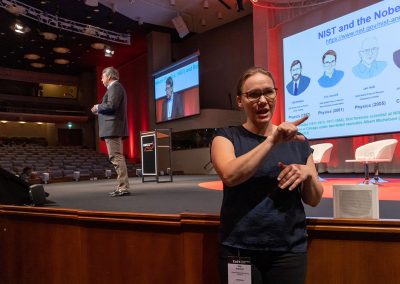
[214,125,312,252]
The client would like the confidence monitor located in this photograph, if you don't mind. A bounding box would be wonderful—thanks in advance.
[153,52,200,123]
[282,1,400,140]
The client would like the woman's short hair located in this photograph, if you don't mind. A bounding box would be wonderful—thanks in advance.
[236,67,276,96]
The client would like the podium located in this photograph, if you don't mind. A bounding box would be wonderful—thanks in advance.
[140,129,173,183]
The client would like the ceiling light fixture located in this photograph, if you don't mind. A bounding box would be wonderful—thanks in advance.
[203,0,209,9]
[54,58,70,65]
[1,0,130,44]
[91,42,105,50]
[217,11,223,19]
[31,62,45,68]
[201,18,206,26]
[24,53,40,60]
[12,21,30,34]
[53,46,70,53]
[104,45,114,57]
[41,32,57,40]
[170,0,175,6]
[15,22,23,32]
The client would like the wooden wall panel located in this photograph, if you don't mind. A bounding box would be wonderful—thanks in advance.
[0,216,81,284]
[2,206,400,284]
[306,219,400,284]
[80,224,185,284]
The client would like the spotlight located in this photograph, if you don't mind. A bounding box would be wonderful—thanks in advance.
[12,21,30,34]
[104,45,114,57]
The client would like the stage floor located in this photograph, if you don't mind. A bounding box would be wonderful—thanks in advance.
[42,174,400,219]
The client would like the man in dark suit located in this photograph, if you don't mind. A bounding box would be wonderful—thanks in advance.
[91,67,130,197]
[286,60,311,96]
[162,77,183,121]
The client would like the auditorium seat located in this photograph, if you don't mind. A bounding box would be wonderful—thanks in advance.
[77,168,91,179]
[63,169,75,180]
[92,168,105,179]
[310,143,333,181]
[345,139,398,184]
[50,169,64,180]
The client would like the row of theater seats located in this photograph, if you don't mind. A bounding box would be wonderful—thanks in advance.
[0,144,139,183]
[0,136,48,146]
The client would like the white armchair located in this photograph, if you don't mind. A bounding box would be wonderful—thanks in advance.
[345,139,398,184]
[310,143,333,181]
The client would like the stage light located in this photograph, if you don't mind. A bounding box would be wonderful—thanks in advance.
[104,45,114,57]
[12,21,30,34]
[15,23,23,32]
[203,0,209,9]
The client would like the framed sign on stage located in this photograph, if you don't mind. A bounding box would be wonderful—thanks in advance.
[140,129,173,183]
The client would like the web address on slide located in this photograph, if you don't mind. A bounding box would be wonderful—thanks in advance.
[325,15,400,45]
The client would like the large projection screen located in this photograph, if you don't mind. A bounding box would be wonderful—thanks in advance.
[283,1,400,140]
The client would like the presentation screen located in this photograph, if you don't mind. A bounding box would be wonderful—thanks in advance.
[283,1,400,139]
[153,52,200,123]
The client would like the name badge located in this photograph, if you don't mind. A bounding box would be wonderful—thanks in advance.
[227,256,251,284]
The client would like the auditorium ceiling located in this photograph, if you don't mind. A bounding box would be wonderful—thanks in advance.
[0,0,252,75]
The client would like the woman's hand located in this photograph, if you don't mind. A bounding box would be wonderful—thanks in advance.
[277,162,311,191]
[270,116,308,145]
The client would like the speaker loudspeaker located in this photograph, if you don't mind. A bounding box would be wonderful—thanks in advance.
[333,184,379,219]
[0,167,31,205]
[172,16,189,38]
[0,167,47,206]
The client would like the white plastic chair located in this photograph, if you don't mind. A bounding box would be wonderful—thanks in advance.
[345,139,398,184]
[310,143,333,181]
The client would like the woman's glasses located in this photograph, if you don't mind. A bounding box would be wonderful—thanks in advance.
[242,87,278,102]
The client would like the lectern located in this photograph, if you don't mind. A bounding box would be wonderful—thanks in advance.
[140,129,173,183]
